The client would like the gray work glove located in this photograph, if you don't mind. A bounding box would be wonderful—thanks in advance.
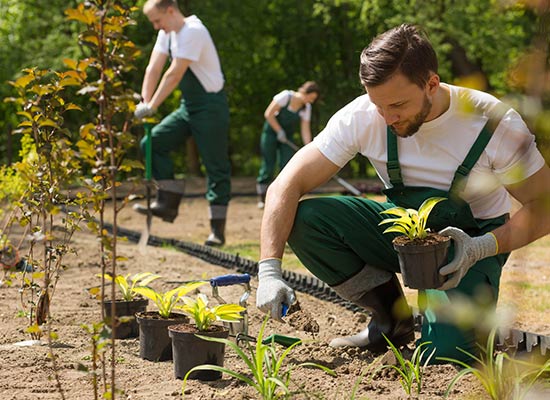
[276,129,288,143]
[134,102,154,119]
[437,227,498,291]
[256,258,296,321]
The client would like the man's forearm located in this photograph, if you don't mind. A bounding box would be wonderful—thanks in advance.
[141,67,162,103]
[260,182,302,260]
[149,72,180,110]
[493,198,550,254]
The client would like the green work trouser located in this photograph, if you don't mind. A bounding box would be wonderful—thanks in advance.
[256,130,296,186]
[287,196,508,363]
[141,97,231,205]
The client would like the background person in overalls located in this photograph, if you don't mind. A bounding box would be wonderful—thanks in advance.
[133,0,231,247]
[256,81,320,209]
[255,24,550,362]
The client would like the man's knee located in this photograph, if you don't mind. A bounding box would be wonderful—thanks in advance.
[288,199,325,245]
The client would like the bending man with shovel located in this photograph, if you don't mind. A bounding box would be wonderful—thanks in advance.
[134,0,231,246]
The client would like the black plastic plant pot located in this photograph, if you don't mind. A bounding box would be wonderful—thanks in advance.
[168,324,229,381]
[103,298,148,339]
[393,234,451,290]
[136,311,189,361]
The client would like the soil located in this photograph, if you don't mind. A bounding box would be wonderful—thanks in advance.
[1,177,549,400]
[393,233,451,247]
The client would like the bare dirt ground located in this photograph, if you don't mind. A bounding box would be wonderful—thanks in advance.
[1,177,549,399]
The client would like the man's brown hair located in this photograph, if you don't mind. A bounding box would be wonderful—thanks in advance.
[359,24,438,89]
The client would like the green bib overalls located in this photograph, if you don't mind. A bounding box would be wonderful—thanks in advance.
[288,116,510,363]
[257,95,302,187]
[141,69,231,205]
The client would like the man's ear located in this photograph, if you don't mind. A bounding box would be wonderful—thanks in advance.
[426,73,440,95]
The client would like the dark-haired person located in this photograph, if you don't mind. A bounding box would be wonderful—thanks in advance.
[256,81,320,209]
[255,24,550,362]
[133,0,231,246]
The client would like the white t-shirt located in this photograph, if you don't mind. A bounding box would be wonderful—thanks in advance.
[153,15,224,93]
[314,83,546,219]
[273,90,312,121]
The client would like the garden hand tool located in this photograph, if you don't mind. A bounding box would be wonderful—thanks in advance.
[235,332,302,348]
[284,141,363,196]
[138,123,153,252]
[256,258,296,322]
[210,273,251,337]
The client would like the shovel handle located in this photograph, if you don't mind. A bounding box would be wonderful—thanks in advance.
[210,273,251,287]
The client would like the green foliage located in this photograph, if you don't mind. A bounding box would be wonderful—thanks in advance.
[1,1,544,177]
[181,315,336,399]
[378,335,435,396]
[438,328,550,400]
[6,66,91,338]
[379,197,446,240]
[178,293,245,331]
[133,281,206,318]
[98,272,160,302]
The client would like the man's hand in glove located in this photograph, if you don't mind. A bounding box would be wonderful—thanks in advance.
[276,129,288,143]
[256,258,296,321]
[437,227,498,291]
[134,102,155,119]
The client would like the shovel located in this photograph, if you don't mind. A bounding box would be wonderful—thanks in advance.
[284,141,362,196]
[138,123,153,252]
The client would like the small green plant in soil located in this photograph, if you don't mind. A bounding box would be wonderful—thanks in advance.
[379,197,446,240]
[438,328,550,400]
[376,335,435,396]
[181,315,336,399]
[133,281,206,318]
[179,293,245,331]
[96,272,160,302]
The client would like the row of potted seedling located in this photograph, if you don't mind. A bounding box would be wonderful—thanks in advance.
[98,272,245,380]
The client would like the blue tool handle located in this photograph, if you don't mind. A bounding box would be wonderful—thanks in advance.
[210,273,251,287]
[281,303,289,317]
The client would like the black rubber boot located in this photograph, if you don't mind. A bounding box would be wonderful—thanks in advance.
[204,219,226,247]
[329,275,415,351]
[133,190,182,223]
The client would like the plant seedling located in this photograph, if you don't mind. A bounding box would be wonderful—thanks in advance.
[178,293,245,331]
[376,335,435,396]
[133,281,206,318]
[379,197,447,240]
[438,328,550,400]
[181,315,336,399]
[98,272,161,302]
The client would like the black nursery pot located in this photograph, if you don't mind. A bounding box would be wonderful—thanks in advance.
[136,311,189,361]
[168,324,229,381]
[394,235,451,290]
[103,298,148,339]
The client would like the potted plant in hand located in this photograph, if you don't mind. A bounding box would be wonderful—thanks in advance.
[379,197,450,289]
[168,293,245,380]
[133,281,206,361]
[96,272,160,339]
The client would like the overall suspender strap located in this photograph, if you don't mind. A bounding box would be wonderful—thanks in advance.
[386,127,403,187]
[385,104,509,194]
[449,105,510,196]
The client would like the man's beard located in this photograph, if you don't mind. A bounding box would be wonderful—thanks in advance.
[390,95,432,138]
